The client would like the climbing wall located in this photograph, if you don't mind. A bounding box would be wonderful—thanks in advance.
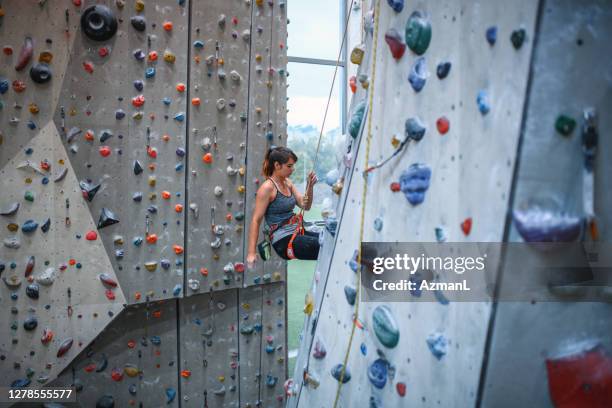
[1,0,288,404]
[480,0,612,406]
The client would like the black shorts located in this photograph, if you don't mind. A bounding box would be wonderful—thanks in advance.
[272,229,320,260]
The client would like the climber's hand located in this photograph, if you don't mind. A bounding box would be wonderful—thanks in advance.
[246,252,257,269]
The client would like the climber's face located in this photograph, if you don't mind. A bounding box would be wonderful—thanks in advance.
[274,158,295,178]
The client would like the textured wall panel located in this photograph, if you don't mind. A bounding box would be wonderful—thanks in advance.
[179,289,239,407]
[52,299,179,407]
[52,0,188,304]
[238,284,264,407]
[244,0,288,288]
[481,0,612,406]
[186,0,252,295]
[0,122,125,388]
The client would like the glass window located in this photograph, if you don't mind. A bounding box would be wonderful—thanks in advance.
[287,0,341,61]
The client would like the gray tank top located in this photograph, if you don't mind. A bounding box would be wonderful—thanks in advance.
[264,178,297,243]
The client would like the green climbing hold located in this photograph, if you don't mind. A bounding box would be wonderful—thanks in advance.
[24,191,34,202]
[405,11,432,56]
[372,305,400,348]
[555,114,576,136]
[349,100,366,139]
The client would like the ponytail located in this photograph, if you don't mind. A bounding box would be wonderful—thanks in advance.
[262,146,298,177]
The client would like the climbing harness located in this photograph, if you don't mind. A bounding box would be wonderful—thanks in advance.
[332,0,381,406]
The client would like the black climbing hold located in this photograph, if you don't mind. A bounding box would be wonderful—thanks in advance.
[80,180,101,202]
[98,208,119,229]
[41,218,51,233]
[30,63,52,84]
[133,192,143,202]
[436,61,451,79]
[23,316,38,331]
[26,283,40,299]
[96,395,115,408]
[510,28,526,49]
[99,130,113,143]
[131,16,147,32]
[344,285,356,305]
[81,5,118,42]
[134,160,143,175]
[133,80,144,91]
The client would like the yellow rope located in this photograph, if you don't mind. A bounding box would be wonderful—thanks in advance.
[332,0,380,406]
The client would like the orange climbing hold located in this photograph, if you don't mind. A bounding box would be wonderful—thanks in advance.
[181,370,191,378]
[191,97,201,106]
[200,267,209,276]
[152,310,162,318]
[176,82,186,92]
[127,340,136,348]
[202,153,213,164]
[161,191,171,199]
[85,130,95,141]
[148,51,158,61]
[173,244,184,254]
[162,134,170,142]
[163,21,173,31]
[349,76,357,94]
[146,234,158,244]
[175,204,184,213]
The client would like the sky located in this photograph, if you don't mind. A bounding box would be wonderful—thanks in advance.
[286,0,342,132]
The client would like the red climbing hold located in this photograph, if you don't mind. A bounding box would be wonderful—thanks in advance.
[99,146,111,157]
[41,328,54,345]
[396,382,406,397]
[436,116,450,135]
[111,368,124,382]
[146,234,158,244]
[73,0,82,6]
[3,46,13,55]
[132,94,145,107]
[234,262,245,273]
[99,273,118,288]
[349,76,357,94]
[127,340,136,349]
[202,153,213,164]
[461,217,472,236]
[163,21,173,31]
[385,28,406,60]
[390,182,401,192]
[98,47,109,57]
[105,289,115,300]
[82,61,94,74]
[546,346,612,408]
[147,146,157,158]
[85,230,98,240]
[84,363,96,372]
[12,80,26,93]
[232,16,239,25]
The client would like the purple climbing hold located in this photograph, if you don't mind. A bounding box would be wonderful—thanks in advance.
[513,208,582,243]
[386,0,404,12]
[426,332,448,360]
[486,26,497,45]
[133,49,145,61]
[133,80,144,91]
[408,57,428,92]
[399,164,431,205]
[176,147,186,157]
[115,109,125,120]
[313,338,327,359]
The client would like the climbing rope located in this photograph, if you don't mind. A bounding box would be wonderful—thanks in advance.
[332,0,380,406]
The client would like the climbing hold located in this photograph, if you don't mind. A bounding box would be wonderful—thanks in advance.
[99,146,111,157]
[461,217,472,236]
[80,180,101,201]
[368,359,388,389]
[15,37,33,71]
[386,0,404,12]
[164,50,176,63]
[24,316,38,331]
[193,40,204,48]
[476,90,490,115]
[0,78,9,94]
[11,379,31,388]
[25,255,35,277]
[349,100,366,138]
[426,332,448,360]
[372,305,400,348]
[396,382,406,397]
[81,5,118,41]
[12,80,26,93]
[344,285,357,305]
[203,153,213,164]
[436,61,451,79]
[85,230,98,240]
[349,75,357,93]
[115,109,125,120]
[99,273,117,288]
[373,216,383,231]
[22,220,38,233]
[312,338,327,359]
[173,284,182,297]
[163,21,173,31]
[331,364,351,383]
[132,94,145,107]
[36,267,57,286]
[98,208,119,229]
[26,283,40,299]
[3,275,22,288]
[41,328,54,345]
[405,116,426,141]
[166,388,177,403]
[436,116,450,134]
[385,29,406,60]
[30,64,52,84]
[408,57,428,92]
[1,202,19,216]
[555,114,576,136]
[513,208,582,242]
[96,395,114,408]
[405,11,432,55]
[350,44,365,65]
[266,374,278,387]
[510,28,526,49]
[486,26,497,45]
[41,218,51,233]
[130,16,146,32]
[124,364,139,377]
[435,226,447,242]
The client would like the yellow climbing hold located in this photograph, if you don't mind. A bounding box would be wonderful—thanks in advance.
[238,166,245,176]
[218,375,225,382]
[124,365,139,377]
[256,0,264,6]
[237,185,246,193]
[164,51,176,63]
[135,0,145,12]
[303,292,314,315]
[391,135,400,148]
[273,272,282,281]
[39,51,53,63]
[144,262,158,272]
[0,8,5,17]
[29,103,39,114]
[350,44,365,65]
[148,176,156,187]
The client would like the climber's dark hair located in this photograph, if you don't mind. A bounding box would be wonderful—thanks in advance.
[262,146,298,177]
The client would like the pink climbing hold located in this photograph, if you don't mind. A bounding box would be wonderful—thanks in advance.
[385,28,406,60]
[86,230,98,240]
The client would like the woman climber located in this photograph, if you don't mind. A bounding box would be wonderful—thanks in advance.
[247,146,319,266]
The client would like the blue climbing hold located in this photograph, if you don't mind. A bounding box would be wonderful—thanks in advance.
[266,374,278,387]
[0,78,9,94]
[266,131,274,142]
[331,364,351,383]
[368,358,388,389]
[166,388,176,403]
[427,332,448,360]
[133,236,143,246]
[486,26,497,45]
[193,40,204,48]
[175,163,184,171]
[21,220,39,233]
[436,61,451,79]
[145,67,156,78]
[360,342,367,356]
[11,378,31,388]
[476,90,490,115]
[325,168,339,186]
[162,97,171,106]
[349,100,367,138]
[133,80,144,91]
[344,285,356,305]
[115,109,125,120]
[151,336,161,345]
[27,121,37,130]
[399,163,432,205]
[386,0,404,12]
[408,57,428,92]
[405,117,426,141]
[373,217,383,232]
[265,345,275,353]
[174,112,185,122]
